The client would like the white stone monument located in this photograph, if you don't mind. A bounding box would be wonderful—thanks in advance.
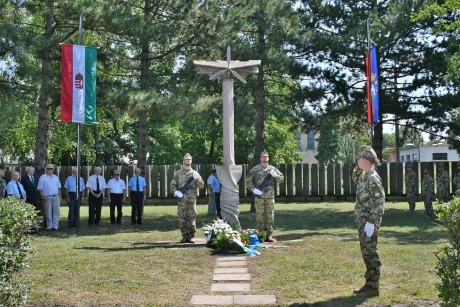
[194,47,260,230]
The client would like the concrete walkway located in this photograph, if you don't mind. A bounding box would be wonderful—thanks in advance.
[190,252,276,306]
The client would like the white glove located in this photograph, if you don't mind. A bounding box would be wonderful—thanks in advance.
[174,191,184,198]
[253,188,262,196]
[192,171,200,179]
[364,222,375,237]
[269,169,278,177]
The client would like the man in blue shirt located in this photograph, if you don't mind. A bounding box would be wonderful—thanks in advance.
[64,168,86,228]
[208,169,222,219]
[128,168,147,225]
[7,171,26,202]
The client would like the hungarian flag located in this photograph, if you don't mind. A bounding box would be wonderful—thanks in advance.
[366,46,379,124]
[61,44,97,123]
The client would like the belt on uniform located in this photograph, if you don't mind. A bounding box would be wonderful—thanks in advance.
[48,194,58,197]
[130,191,143,193]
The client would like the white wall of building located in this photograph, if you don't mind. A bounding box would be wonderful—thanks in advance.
[400,143,460,162]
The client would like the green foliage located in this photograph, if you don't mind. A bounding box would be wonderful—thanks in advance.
[0,197,37,306]
[435,196,460,306]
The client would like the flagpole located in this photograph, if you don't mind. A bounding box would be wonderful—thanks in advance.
[76,13,83,231]
[367,19,373,147]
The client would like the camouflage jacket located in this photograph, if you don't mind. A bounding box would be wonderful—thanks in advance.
[246,164,284,199]
[353,167,385,228]
[170,168,204,202]
[0,178,6,199]
[405,171,417,194]
[436,170,449,191]
[421,176,435,199]
[454,173,460,191]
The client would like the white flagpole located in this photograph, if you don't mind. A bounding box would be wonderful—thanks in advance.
[367,18,374,147]
[76,13,83,230]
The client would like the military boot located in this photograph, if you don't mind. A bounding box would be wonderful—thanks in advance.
[354,285,379,297]
[265,236,276,242]
[180,237,188,243]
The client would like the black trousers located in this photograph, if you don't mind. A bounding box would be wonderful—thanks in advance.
[88,192,103,225]
[215,192,222,219]
[110,193,123,224]
[130,191,144,224]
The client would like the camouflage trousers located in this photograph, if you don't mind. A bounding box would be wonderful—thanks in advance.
[358,227,381,289]
[437,190,450,203]
[177,199,197,239]
[423,199,435,217]
[255,197,275,236]
[407,192,416,211]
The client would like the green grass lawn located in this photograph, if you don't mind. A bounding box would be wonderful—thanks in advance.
[24,201,445,306]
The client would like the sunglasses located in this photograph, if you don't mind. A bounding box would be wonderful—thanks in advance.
[114,173,120,176]
[46,168,54,170]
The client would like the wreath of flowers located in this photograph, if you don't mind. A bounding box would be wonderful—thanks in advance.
[202,219,266,253]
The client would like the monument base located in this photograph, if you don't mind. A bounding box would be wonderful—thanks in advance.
[216,165,242,231]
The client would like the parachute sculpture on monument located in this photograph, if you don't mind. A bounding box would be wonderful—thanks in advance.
[193,47,261,230]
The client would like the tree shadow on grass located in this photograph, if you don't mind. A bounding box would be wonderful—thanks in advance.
[289,295,369,307]
[75,241,207,252]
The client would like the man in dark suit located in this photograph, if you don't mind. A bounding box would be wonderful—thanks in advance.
[21,166,45,227]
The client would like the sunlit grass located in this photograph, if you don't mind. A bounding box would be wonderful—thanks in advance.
[24,201,444,306]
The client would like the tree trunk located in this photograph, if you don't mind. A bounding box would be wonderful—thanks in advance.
[252,1,266,212]
[373,121,383,161]
[137,0,152,175]
[34,0,54,173]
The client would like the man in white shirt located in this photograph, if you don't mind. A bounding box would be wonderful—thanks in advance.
[107,170,126,225]
[86,167,107,226]
[37,164,62,230]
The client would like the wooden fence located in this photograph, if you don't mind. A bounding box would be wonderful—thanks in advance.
[3,161,459,199]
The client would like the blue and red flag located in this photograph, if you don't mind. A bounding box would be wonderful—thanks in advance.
[366,46,379,124]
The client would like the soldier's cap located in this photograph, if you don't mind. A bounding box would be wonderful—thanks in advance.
[211,169,216,174]
[183,153,192,160]
[261,150,269,157]
[358,145,380,164]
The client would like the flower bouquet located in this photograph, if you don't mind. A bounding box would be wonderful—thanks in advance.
[202,220,266,255]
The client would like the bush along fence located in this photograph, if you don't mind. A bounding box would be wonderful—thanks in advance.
[2,162,459,199]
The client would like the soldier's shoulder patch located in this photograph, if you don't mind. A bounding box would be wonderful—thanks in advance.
[372,190,382,199]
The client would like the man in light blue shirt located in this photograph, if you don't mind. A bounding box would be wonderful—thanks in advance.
[208,169,221,219]
[128,167,147,225]
[7,171,26,202]
[64,168,86,228]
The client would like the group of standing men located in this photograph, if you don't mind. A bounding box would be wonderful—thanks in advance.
[0,164,147,230]
[405,162,456,217]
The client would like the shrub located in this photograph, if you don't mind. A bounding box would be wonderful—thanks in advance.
[0,197,37,306]
[435,196,460,306]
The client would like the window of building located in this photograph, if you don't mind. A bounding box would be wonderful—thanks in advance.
[433,153,448,160]
[401,156,405,162]
[413,154,418,161]
[307,130,315,151]
[406,154,411,162]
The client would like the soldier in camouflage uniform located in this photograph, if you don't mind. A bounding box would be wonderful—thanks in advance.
[170,153,204,243]
[352,146,385,297]
[421,169,435,217]
[436,163,450,203]
[246,150,284,242]
[453,164,460,196]
[405,164,417,212]
[0,168,6,199]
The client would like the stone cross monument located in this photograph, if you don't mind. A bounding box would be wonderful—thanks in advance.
[194,47,260,230]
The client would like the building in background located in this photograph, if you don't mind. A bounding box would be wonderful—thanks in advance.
[386,142,459,162]
[298,130,319,164]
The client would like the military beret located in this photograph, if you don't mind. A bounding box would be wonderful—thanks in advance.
[358,145,380,164]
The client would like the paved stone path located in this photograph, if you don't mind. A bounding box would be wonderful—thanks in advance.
[190,252,276,306]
